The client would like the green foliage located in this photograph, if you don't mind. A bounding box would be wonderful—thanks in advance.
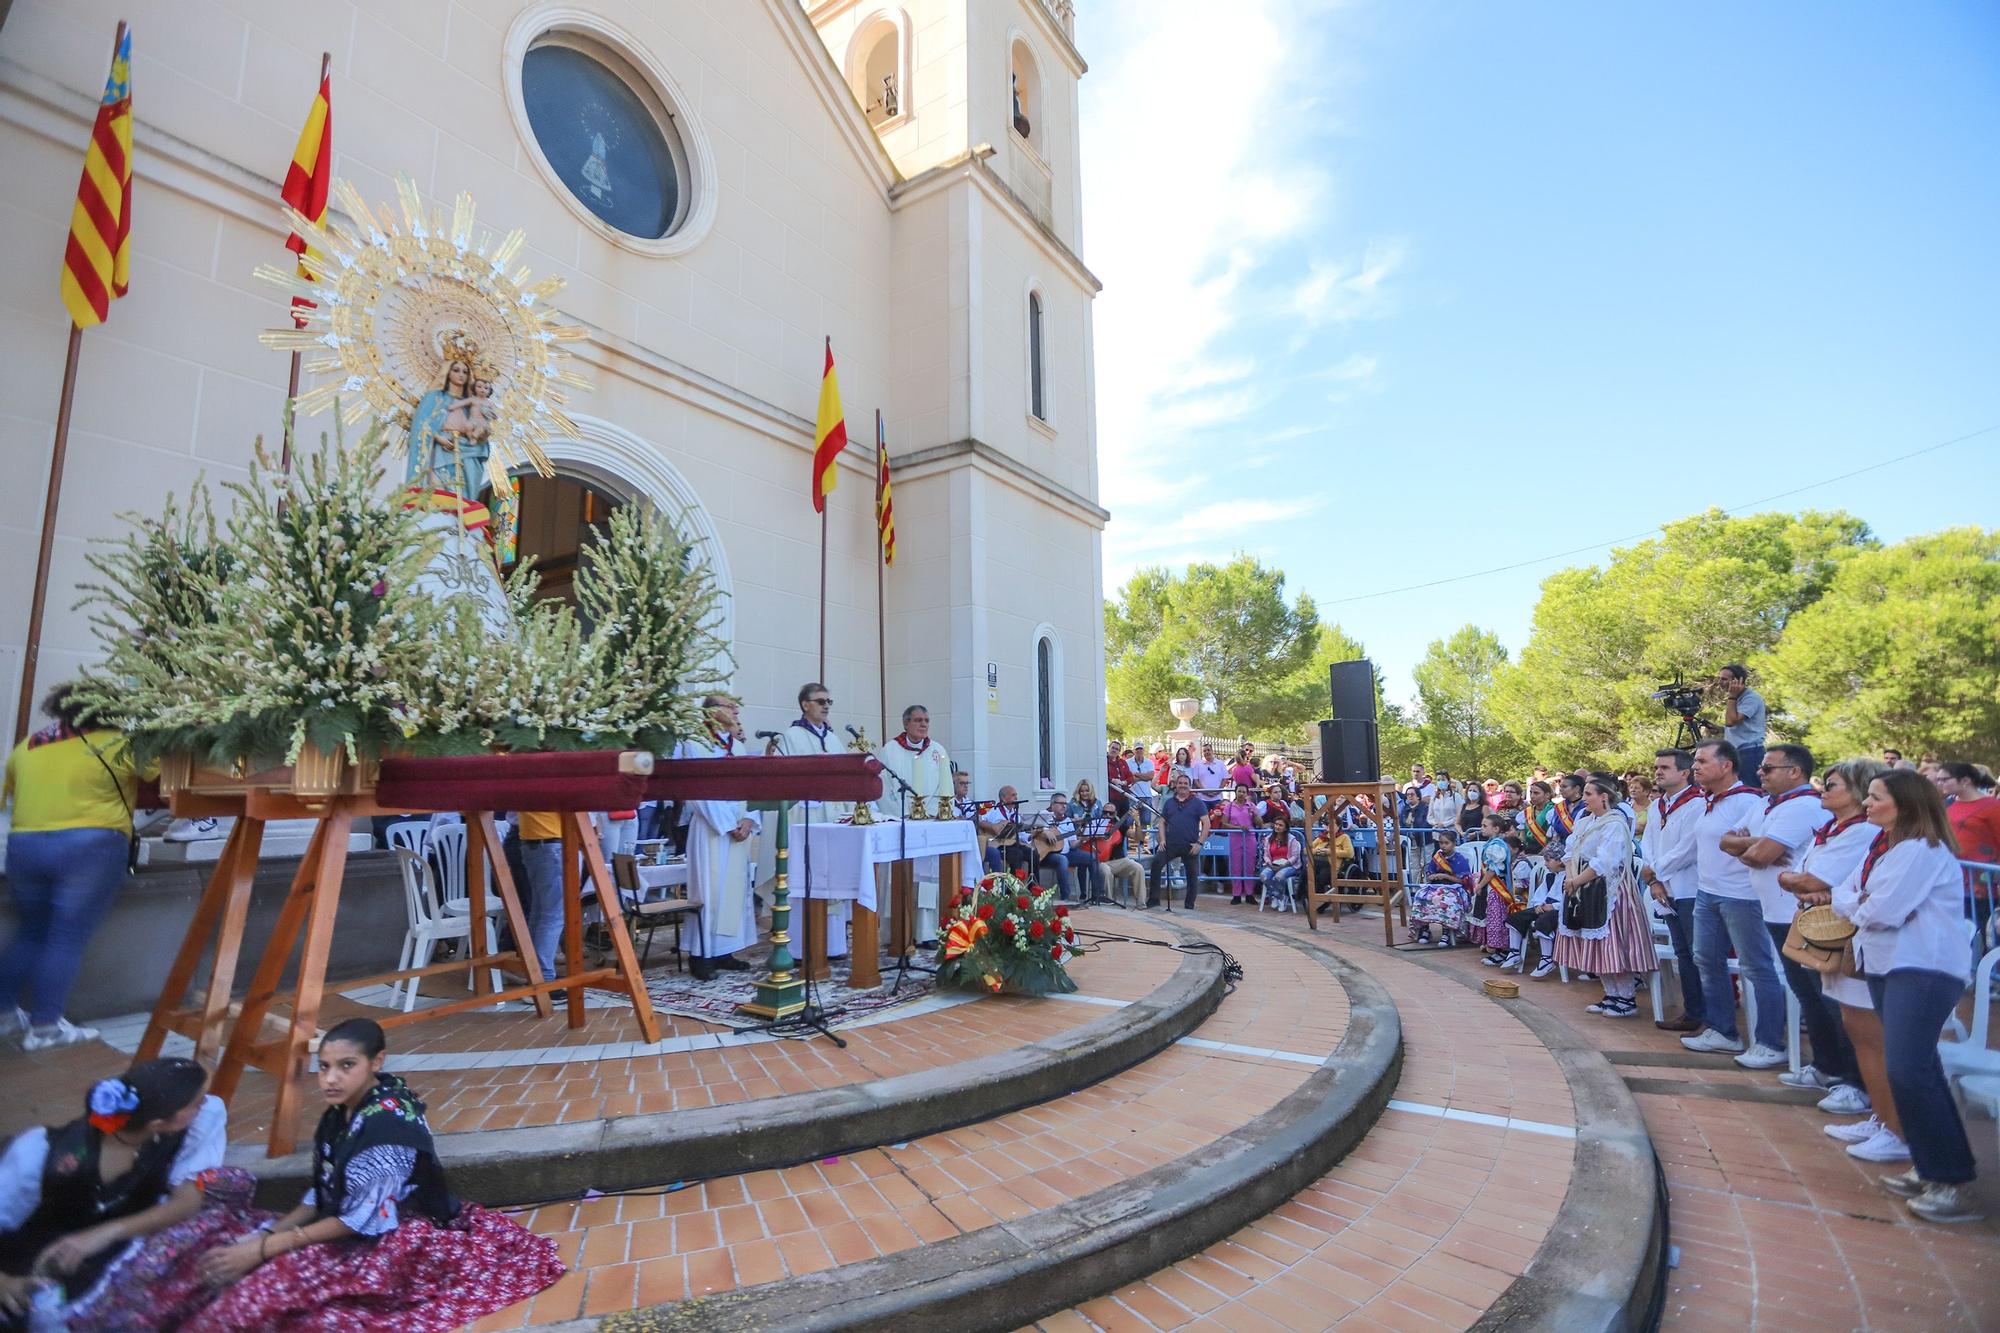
[574,502,732,754]
[1761,528,2000,763]
[74,425,730,764]
[1413,625,1534,778]
[1492,509,1875,768]
[934,872,1080,996]
[1105,556,1319,738]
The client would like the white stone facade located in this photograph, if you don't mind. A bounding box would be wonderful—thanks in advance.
[0,0,1106,798]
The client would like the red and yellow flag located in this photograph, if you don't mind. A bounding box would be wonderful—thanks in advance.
[58,27,133,329]
[875,410,896,566]
[812,337,847,513]
[281,65,332,327]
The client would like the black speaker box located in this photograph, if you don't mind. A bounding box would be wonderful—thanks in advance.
[1318,718,1380,784]
[1328,659,1375,721]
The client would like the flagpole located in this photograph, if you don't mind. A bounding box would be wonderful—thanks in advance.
[875,410,887,739]
[818,505,827,683]
[14,323,87,744]
[280,50,331,488]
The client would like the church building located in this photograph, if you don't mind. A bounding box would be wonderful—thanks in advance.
[0,0,1107,796]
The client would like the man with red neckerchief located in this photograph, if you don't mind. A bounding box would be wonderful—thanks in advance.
[1640,748,1706,1033]
[1681,739,1789,1067]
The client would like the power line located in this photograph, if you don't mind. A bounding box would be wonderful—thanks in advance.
[1322,422,2000,605]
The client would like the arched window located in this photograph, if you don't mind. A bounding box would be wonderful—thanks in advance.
[1028,290,1047,421]
[1036,635,1055,786]
[847,10,911,129]
[1009,39,1041,149]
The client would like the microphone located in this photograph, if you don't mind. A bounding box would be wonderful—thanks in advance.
[754,730,782,741]
[846,725,864,740]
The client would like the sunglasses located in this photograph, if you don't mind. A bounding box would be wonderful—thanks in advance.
[807,697,832,706]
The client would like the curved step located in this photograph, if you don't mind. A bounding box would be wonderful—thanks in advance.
[229,915,1228,1204]
[520,924,1402,1332]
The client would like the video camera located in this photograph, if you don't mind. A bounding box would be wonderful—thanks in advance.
[1651,673,1707,718]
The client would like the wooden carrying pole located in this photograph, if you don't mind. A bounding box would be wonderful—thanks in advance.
[15,323,86,744]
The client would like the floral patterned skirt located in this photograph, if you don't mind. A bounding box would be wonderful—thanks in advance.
[1409,882,1470,939]
[73,1164,563,1333]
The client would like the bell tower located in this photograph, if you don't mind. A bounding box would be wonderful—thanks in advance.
[806,0,1086,248]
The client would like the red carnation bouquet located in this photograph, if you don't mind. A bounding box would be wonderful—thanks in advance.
[936,871,1079,996]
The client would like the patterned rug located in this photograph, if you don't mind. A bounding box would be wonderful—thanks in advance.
[628,953,938,1030]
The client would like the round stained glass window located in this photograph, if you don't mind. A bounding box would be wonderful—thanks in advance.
[521,40,683,240]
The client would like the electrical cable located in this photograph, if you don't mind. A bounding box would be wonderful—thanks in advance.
[1321,421,2000,605]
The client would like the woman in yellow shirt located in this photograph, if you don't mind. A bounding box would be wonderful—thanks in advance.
[2,685,149,1051]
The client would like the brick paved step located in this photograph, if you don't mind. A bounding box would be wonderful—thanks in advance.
[225,912,1230,1205]
[486,917,1402,1331]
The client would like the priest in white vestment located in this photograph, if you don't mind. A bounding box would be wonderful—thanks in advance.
[676,696,761,982]
[764,681,854,959]
[873,703,954,944]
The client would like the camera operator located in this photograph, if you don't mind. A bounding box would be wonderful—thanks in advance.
[1714,664,1768,789]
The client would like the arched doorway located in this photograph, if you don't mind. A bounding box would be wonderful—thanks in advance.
[490,471,624,607]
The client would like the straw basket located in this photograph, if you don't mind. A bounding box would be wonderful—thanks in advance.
[1795,904,1857,946]
[1483,978,1520,999]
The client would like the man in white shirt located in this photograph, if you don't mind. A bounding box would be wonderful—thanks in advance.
[1188,745,1229,810]
[1126,747,1156,844]
[1409,764,1437,806]
[1682,740,1787,1065]
[765,681,853,958]
[874,704,954,941]
[1027,792,1091,900]
[1722,744,1845,1092]
[1640,748,1706,1033]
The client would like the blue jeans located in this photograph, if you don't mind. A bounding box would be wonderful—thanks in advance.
[1692,891,1785,1048]
[1768,920,1853,1084]
[0,828,129,1024]
[1062,849,1104,900]
[1664,896,1705,1024]
[1868,970,1977,1184]
[518,839,568,980]
[1735,743,1766,790]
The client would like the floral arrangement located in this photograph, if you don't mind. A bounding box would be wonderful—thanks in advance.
[71,417,729,767]
[935,872,1080,996]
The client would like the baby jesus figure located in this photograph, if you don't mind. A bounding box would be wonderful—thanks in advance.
[440,376,497,443]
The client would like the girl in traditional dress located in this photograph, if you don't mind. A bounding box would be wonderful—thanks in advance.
[1473,816,1524,962]
[1555,776,1657,1017]
[1411,828,1473,946]
[1520,782,1555,856]
[0,1058,220,1328]
[1218,784,1260,904]
[174,1018,562,1332]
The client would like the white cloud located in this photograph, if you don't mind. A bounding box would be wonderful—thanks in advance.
[1081,1,1398,579]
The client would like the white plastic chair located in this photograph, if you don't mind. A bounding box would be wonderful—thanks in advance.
[425,823,501,921]
[384,820,427,857]
[391,849,496,1011]
[1940,946,2000,1084]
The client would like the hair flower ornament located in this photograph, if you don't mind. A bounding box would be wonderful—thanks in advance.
[88,1077,141,1134]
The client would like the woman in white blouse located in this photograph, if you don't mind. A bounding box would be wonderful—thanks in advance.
[1425,778,1464,835]
[1777,759,1897,1158]
[1830,769,1979,1224]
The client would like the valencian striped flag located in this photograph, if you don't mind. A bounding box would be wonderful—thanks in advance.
[58,26,134,329]
[812,337,846,512]
[281,66,332,327]
[874,410,896,565]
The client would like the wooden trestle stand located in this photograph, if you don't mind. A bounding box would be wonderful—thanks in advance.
[138,747,662,1157]
[1300,781,1408,946]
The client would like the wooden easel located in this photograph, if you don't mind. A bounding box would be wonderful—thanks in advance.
[1300,781,1407,946]
[140,791,658,1156]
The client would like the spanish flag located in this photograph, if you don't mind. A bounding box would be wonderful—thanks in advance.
[281,65,332,327]
[812,337,846,513]
[58,26,133,329]
[875,410,896,566]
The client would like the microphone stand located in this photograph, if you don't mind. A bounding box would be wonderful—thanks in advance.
[868,758,941,995]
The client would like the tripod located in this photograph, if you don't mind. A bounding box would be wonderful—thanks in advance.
[1671,712,1714,751]
[873,765,940,998]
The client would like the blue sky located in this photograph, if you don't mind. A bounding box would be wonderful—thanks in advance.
[1077,0,2000,707]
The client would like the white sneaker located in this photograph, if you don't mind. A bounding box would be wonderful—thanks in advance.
[1824,1115,1883,1144]
[1734,1044,1788,1070]
[1907,1183,1985,1224]
[1846,1128,1912,1163]
[0,1006,25,1041]
[1681,1029,1745,1055]
[1530,958,1557,979]
[1500,951,1523,969]
[164,815,227,842]
[1777,1064,1833,1090]
[22,1018,99,1052]
[1816,1084,1872,1115]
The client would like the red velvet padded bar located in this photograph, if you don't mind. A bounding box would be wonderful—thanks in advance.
[375,751,650,812]
[644,754,883,803]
